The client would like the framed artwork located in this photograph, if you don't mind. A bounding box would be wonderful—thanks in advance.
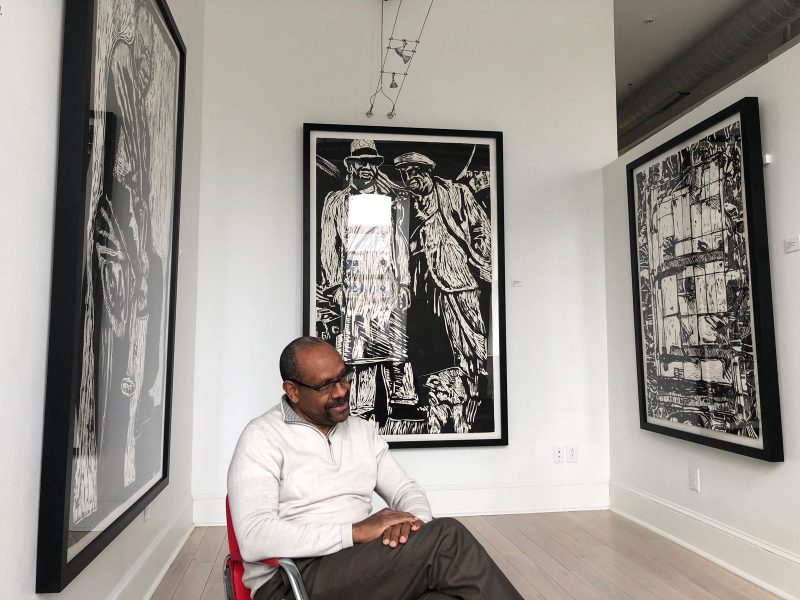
[626,97,783,461]
[304,124,507,448]
[36,0,185,591]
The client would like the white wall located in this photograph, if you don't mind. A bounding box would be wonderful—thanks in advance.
[192,0,617,522]
[0,1,204,597]
[603,43,800,599]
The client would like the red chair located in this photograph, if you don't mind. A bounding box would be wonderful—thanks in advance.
[224,497,309,600]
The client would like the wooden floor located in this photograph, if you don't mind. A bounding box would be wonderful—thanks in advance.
[151,510,779,600]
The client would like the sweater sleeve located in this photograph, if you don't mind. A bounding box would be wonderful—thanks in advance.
[372,433,433,522]
[227,422,353,561]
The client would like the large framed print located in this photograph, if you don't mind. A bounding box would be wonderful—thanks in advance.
[304,124,507,448]
[626,97,783,461]
[37,0,185,591]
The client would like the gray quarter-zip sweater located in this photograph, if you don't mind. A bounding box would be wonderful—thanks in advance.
[227,398,432,596]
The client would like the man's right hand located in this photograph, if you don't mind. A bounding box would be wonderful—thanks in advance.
[352,508,423,547]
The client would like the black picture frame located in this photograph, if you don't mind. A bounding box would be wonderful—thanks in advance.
[303,123,507,448]
[36,0,185,591]
[626,97,783,461]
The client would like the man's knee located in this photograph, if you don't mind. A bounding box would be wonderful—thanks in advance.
[427,517,465,534]
[424,517,476,548]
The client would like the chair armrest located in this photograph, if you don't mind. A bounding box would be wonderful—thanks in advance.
[278,558,309,600]
[252,557,308,600]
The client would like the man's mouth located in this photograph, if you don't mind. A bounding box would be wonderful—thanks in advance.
[327,396,350,409]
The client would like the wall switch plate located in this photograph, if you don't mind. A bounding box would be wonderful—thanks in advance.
[144,506,152,522]
[553,445,565,463]
[784,234,800,254]
[566,444,579,463]
[689,466,701,492]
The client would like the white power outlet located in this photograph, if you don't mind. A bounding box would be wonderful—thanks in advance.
[566,444,579,463]
[689,466,701,492]
[553,445,565,463]
[143,506,152,522]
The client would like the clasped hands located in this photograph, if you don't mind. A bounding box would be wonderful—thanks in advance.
[352,508,424,549]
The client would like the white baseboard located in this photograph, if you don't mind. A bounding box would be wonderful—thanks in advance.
[610,481,800,600]
[427,481,609,516]
[110,498,194,600]
[194,481,609,525]
[194,493,227,526]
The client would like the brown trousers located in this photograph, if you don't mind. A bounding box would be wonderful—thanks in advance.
[254,517,522,600]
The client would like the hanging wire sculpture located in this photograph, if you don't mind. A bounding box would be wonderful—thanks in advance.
[366,0,435,119]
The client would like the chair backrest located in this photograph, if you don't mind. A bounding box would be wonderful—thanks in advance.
[225,496,252,600]
[224,496,309,600]
[225,496,244,561]
[226,497,281,567]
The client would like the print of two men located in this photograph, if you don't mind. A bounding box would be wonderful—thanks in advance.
[318,138,492,435]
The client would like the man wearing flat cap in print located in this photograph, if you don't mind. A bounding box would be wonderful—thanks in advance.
[394,152,492,410]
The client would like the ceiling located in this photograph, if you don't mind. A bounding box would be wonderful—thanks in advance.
[610,0,800,149]
[614,0,752,104]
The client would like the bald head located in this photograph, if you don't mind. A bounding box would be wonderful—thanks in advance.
[279,336,332,382]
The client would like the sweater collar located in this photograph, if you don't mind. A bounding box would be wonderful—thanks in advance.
[280,396,339,436]
[281,396,305,424]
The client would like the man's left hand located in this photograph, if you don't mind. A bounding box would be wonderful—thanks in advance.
[382,518,424,549]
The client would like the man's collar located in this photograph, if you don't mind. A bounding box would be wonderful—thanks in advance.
[281,396,305,424]
[280,396,339,436]
[350,183,369,194]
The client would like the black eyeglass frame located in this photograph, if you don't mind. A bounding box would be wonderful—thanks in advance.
[288,365,355,393]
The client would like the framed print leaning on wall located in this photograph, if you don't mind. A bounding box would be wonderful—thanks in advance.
[626,97,783,461]
[304,124,507,448]
[37,0,185,591]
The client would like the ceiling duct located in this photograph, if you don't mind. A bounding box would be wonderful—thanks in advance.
[618,0,800,141]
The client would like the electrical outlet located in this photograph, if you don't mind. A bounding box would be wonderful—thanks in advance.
[144,506,152,522]
[566,444,579,463]
[689,466,701,492]
[552,445,565,463]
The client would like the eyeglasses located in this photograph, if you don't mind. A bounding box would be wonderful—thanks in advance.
[288,365,355,393]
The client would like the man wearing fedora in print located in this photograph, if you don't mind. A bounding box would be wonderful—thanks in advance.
[319,139,418,429]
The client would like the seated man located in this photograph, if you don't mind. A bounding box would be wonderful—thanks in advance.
[228,336,523,599]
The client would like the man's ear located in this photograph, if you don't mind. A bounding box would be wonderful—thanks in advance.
[282,380,299,403]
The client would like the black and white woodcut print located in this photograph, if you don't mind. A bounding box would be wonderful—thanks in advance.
[37,0,184,590]
[70,0,178,556]
[627,98,782,461]
[305,125,507,448]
